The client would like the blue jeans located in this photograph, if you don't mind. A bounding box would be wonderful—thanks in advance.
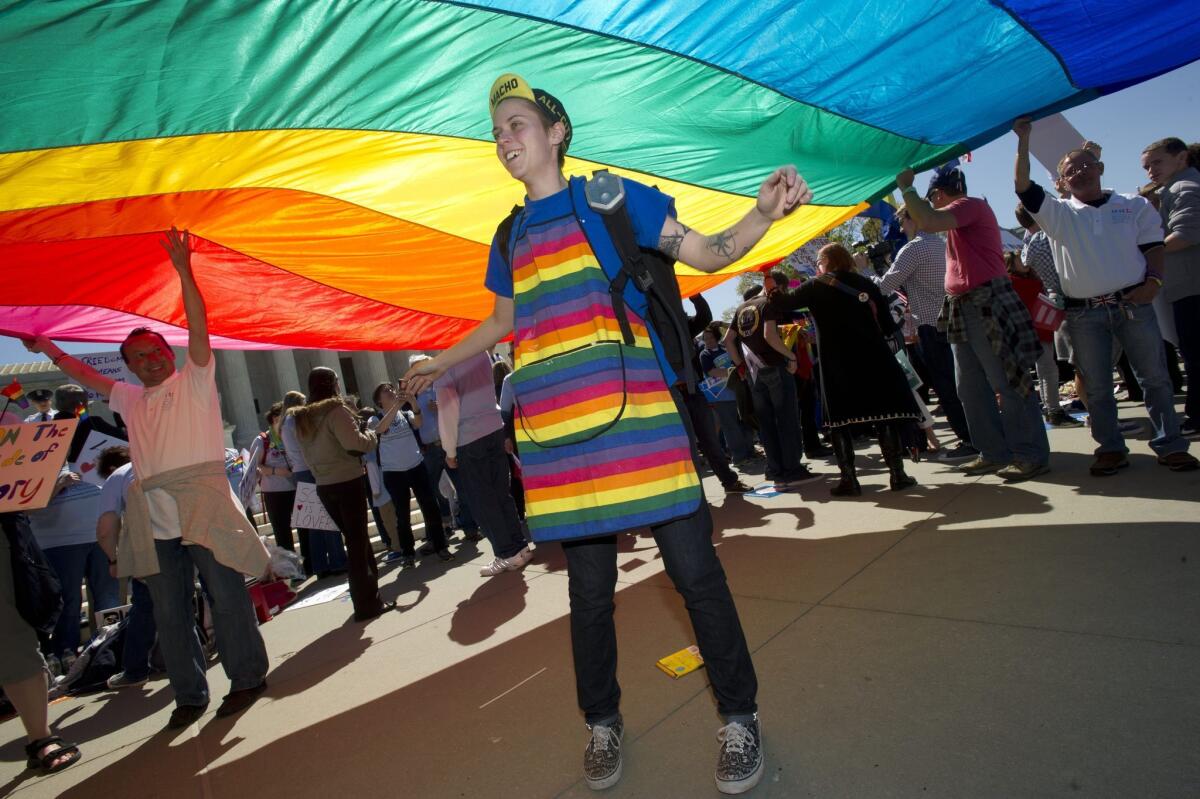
[951,303,1050,465]
[1067,301,1187,456]
[423,441,477,532]
[1173,294,1200,422]
[42,542,120,658]
[710,401,754,462]
[122,579,157,681]
[562,501,757,724]
[142,539,268,707]
[455,429,527,559]
[916,324,973,444]
[292,472,347,575]
[749,364,804,480]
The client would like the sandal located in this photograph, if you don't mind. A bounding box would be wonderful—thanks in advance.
[25,736,81,773]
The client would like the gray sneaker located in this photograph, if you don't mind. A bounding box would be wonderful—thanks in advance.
[583,716,623,790]
[715,715,763,795]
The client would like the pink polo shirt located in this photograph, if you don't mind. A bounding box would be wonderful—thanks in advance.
[943,196,1006,296]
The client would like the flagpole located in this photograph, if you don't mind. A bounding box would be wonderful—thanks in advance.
[1,397,11,420]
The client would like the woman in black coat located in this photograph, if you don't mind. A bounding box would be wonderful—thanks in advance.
[779,243,920,496]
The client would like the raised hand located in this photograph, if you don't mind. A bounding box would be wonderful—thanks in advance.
[1012,116,1033,140]
[160,226,193,278]
[404,359,445,397]
[896,168,916,190]
[21,335,54,356]
[756,166,811,220]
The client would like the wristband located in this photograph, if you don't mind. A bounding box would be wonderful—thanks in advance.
[52,353,69,365]
[1146,275,1163,287]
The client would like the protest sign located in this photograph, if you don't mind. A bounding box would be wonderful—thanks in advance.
[74,428,129,485]
[0,419,77,511]
[291,481,338,531]
[75,351,141,401]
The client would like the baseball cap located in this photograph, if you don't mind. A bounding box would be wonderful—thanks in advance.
[488,73,573,153]
[926,167,966,199]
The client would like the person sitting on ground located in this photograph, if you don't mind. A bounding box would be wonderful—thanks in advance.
[777,243,921,496]
[23,227,270,730]
[292,368,393,621]
[369,381,453,566]
[1013,117,1197,475]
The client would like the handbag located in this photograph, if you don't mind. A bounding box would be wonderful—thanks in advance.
[1,512,64,635]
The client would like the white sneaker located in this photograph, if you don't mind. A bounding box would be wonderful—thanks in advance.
[479,545,533,577]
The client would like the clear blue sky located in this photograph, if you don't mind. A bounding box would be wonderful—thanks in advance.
[3,61,1197,364]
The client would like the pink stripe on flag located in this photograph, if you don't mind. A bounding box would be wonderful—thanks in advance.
[523,446,695,490]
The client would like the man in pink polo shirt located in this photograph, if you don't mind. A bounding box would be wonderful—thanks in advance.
[896,167,1050,482]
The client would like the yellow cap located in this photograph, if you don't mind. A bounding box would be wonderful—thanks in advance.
[489,73,538,116]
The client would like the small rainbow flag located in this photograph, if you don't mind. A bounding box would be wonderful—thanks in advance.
[2,379,30,409]
[75,403,89,421]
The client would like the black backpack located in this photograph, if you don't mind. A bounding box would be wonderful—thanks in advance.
[1,511,62,636]
[494,171,697,391]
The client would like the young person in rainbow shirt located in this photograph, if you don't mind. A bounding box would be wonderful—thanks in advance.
[406,73,812,795]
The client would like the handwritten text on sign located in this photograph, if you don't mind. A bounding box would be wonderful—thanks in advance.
[291,481,339,532]
[0,420,78,511]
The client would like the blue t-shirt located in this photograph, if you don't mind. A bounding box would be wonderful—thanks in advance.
[98,462,134,516]
[483,176,677,382]
[698,347,737,403]
[415,388,440,444]
[27,475,104,550]
[368,412,423,472]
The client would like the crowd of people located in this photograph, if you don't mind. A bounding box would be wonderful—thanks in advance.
[1,76,1195,796]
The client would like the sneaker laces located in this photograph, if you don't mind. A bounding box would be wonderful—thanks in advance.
[717,721,755,755]
[589,723,620,753]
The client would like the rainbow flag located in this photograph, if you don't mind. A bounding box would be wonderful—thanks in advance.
[75,403,89,421]
[2,379,29,409]
[1,2,1197,351]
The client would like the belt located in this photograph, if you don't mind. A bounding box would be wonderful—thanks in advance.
[1063,281,1144,309]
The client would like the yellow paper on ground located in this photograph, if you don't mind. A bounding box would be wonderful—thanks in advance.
[656,645,705,679]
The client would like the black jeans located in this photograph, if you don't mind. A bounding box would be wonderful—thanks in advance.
[261,489,296,552]
[455,429,527,559]
[382,463,447,555]
[562,501,757,723]
[680,387,739,487]
[915,324,973,445]
[315,477,382,618]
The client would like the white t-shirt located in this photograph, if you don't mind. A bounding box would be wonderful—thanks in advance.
[108,355,228,540]
[1030,191,1164,298]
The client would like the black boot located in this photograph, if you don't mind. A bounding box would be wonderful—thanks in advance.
[829,428,861,497]
[879,424,917,491]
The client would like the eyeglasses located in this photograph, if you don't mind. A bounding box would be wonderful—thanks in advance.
[1060,160,1099,179]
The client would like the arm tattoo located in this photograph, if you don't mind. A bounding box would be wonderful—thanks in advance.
[706,228,738,260]
[658,223,690,260]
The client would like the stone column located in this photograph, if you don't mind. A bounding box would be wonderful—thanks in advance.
[215,349,260,449]
[350,351,391,400]
[383,350,411,379]
[293,349,345,394]
[269,349,303,399]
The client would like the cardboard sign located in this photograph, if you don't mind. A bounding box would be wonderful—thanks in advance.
[291,481,338,531]
[1029,113,1087,180]
[0,419,78,511]
[94,603,131,630]
[75,351,142,401]
[74,429,129,485]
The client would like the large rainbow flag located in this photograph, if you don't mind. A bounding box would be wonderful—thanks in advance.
[1,1,1197,350]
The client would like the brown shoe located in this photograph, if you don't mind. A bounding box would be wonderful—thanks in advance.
[1157,451,1200,472]
[1089,452,1129,476]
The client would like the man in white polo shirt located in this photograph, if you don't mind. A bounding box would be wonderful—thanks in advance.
[1013,117,1197,476]
[23,227,270,729]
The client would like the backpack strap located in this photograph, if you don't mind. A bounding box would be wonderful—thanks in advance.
[585,170,697,388]
[494,204,524,270]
